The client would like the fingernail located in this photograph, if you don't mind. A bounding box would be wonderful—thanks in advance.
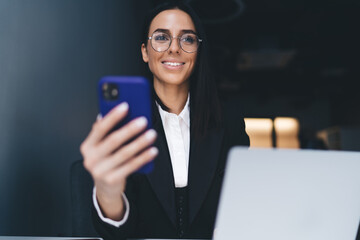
[145,129,157,140]
[149,147,158,155]
[116,102,129,112]
[135,117,147,128]
[96,113,103,121]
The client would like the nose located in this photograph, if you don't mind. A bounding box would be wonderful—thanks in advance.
[168,37,181,53]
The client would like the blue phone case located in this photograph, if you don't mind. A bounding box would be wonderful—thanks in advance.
[98,76,154,174]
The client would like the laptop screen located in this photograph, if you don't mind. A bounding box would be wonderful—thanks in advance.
[214,147,360,240]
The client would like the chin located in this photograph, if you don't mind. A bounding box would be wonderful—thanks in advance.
[170,78,190,86]
[161,73,188,85]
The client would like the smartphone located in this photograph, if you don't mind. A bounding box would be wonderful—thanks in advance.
[98,76,153,174]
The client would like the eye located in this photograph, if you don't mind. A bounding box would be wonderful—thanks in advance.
[153,32,170,42]
[181,34,197,45]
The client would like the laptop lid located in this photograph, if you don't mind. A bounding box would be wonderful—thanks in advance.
[214,147,360,240]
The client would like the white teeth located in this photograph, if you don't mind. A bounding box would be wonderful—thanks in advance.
[163,62,184,66]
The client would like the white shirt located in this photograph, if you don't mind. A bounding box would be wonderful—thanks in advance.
[93,95,191,227]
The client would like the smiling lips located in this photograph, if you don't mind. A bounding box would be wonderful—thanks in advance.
[162,61,185,69]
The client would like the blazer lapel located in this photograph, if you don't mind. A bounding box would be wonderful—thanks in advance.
[188,127,224,224]
[146,103,177,227]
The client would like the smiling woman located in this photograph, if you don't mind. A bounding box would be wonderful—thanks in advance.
[141,9,198,112]
[80,1,249,239]
[140,1,222,135]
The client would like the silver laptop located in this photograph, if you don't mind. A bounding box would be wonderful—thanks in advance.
[214,147,360,240]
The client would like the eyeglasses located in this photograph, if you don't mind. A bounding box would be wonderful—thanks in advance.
[148,31,202,53]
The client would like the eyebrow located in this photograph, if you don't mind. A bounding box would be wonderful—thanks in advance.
[153,28,197,35]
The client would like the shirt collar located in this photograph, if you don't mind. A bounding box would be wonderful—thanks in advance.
[179,94,190,127]
[156,94,190,128]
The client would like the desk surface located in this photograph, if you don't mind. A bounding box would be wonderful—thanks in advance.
[0,237,207,240]
[0,238,101,240]
[0,238,102,240]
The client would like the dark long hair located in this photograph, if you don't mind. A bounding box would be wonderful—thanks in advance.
[141,0,222,138]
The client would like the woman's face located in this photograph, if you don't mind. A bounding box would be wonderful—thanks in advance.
[141,9,198,89]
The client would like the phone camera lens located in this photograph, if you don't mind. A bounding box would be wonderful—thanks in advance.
[102,83,119,101]
[111,88,118,98]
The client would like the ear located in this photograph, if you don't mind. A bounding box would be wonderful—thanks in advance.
[141,43,149,63]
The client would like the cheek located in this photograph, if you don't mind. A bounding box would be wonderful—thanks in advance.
[146,52,158,73]
[189,55,198,73]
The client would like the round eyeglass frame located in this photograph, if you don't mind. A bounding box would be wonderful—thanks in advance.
[148,31,202,53]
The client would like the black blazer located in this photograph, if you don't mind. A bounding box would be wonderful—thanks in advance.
[92,101,250,240]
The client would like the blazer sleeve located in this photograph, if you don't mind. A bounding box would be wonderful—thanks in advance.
[91,174,139,240]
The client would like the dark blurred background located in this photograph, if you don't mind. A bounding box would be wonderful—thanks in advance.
[0,0,359,237]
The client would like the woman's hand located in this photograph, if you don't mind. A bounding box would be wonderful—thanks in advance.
[80,102,158,220]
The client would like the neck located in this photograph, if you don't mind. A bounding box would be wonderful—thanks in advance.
[154,80,189,115]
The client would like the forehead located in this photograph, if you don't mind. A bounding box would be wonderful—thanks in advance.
[149,9,196,34]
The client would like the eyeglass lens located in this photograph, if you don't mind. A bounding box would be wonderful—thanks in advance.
[151,32,200,53]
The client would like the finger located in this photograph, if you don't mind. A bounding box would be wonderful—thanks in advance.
[96,113,103,121]
[104,147,158,184]
[86,102,129,146]
[96,117,149,157]
[93,129,157,177]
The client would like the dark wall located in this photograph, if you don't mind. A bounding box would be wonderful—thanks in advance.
[195,0,360,148]
[0,0,150,236]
